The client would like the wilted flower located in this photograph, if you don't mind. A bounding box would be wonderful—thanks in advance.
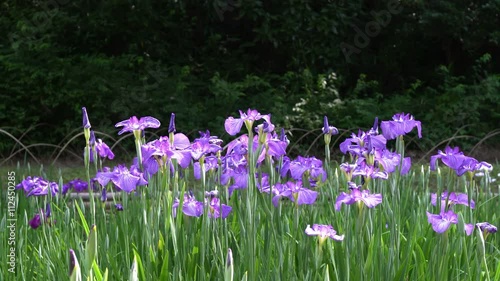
[476,222,497,234]
[95,139,115,160]
[305,224,344,245]
[380,112,422,140]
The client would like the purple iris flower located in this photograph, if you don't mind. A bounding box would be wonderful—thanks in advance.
[172,192,204,217]
[305,224,344,242]
[368,117,379,135]
[430,146,466,171]
[114,204,124,211]
[256,173,271,193]
[115,116,160,135]
[374,150,412,175]
[29,213,42,229]
[193,156,219,180]
[430,146,492,176]
[224,109,266,136]
[16,176,45,193]
[140,143,163,176]
[339,130,387,157]
[62,178,93,194]
[110,164,148,193]
[95,167,115,187]
[205,190,219,198]
[226,134,268,163]
[463,224,474,236]
[220,153,248,195]
[207,197,232,218]
[198,130,224,146]
[190,137,222,160]
[476,222,497,234]
[255,114,275,134]
[351,162,389,180]
[279,128,290,144]
[380,112,422,140]
[335,184,382,211]
[143,135,192,169]
[82,107,91,129]
[269,182,292,207]
[456,157,493,176]
[426,210,458,234]
[22,178,59,197]
[89,130,96,146]
[283,156,327,182]
[339,163,357,180]
[101,188,107,202]
[29,203,53,229]
[162,134,193,168]
[168,113,176,133]
[45,203,51,218]
[430,191,475,210]
[374,149,400,173]
[322,116,339,135]
[225,166,249,196]
[269,181,318,207]
[287,181,318,205]
[400,157,412,175]
[261,132,288,159]
[95,139,115,160]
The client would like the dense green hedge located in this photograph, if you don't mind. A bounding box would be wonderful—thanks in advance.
[1,0,499,157]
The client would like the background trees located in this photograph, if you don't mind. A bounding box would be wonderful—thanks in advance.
[1,0,499,157]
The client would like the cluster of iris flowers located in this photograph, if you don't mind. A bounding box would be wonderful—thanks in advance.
[426,146,495,236]
[16,108,496,242]
[16,176,59,197]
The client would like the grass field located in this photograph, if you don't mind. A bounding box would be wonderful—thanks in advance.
[0,110,499,281]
